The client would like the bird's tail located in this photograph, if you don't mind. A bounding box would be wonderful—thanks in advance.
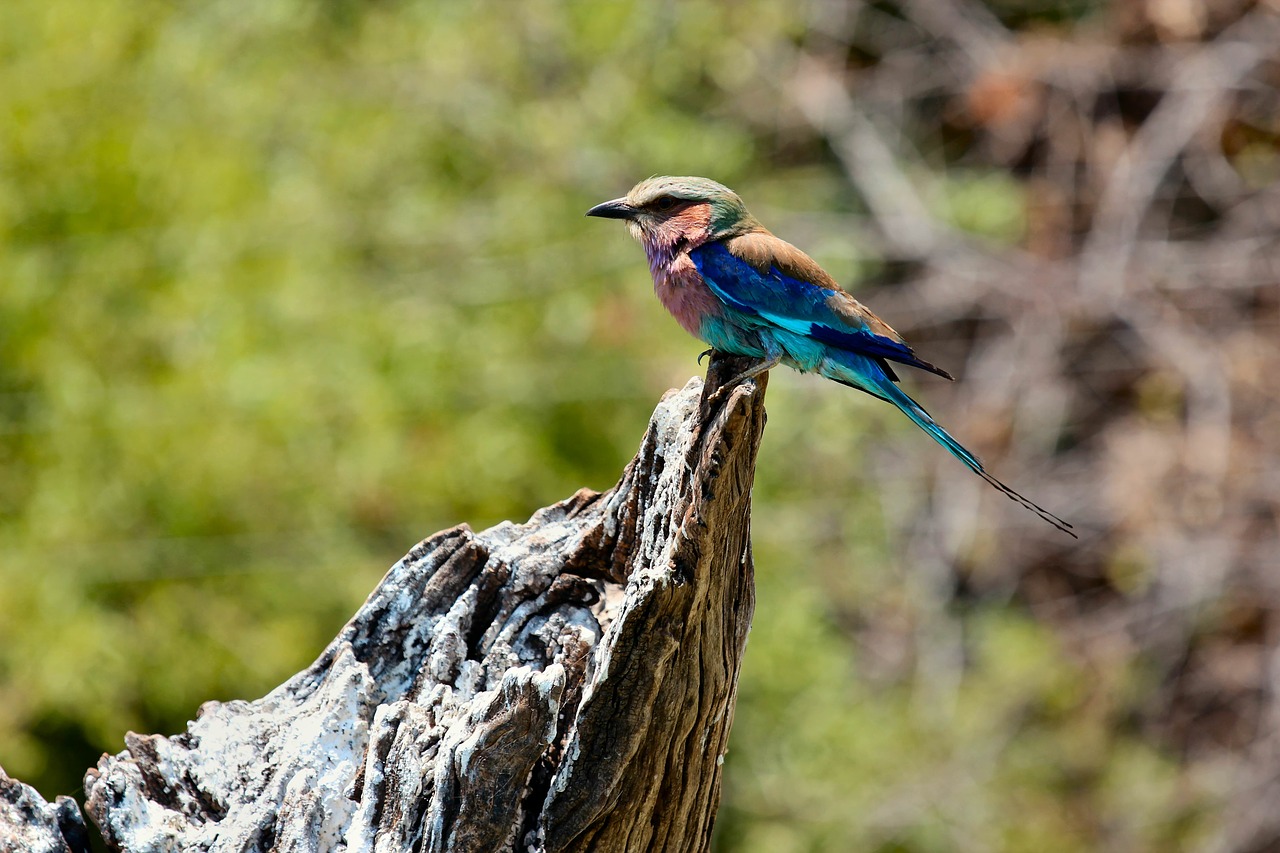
[824,355,1076,538]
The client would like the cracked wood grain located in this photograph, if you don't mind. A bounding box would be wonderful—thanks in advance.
[80,353,767,853]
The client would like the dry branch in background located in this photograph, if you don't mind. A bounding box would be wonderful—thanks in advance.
[74,355,765,853]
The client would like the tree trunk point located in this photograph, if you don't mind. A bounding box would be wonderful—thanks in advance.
[81,354,767,853]
[0,766,92,853]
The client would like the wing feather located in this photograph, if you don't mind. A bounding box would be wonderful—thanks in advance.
[690,235,953,381]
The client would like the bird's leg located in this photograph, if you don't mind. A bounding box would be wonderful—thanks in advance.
[723,355,781,386]
[705,351,781,408]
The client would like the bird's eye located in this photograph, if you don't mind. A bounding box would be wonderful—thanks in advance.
[653,195,679,211]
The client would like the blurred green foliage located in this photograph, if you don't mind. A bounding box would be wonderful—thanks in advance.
[0,1,1204,849]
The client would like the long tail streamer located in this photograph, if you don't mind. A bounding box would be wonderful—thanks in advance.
[829,356,1077,538]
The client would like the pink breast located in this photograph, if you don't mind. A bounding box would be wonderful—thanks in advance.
[652,256,722,341]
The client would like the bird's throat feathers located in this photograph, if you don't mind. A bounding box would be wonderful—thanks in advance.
[631,202,715,274]
[633,204,726,339]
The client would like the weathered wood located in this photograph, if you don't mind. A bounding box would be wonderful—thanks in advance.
[0,766,91,853]
[82,355,767,853]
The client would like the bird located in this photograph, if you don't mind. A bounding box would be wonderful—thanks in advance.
[587,175,1075,537]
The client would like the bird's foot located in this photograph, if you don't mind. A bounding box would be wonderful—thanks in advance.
[697,348,714,365]
[704,356,781,407]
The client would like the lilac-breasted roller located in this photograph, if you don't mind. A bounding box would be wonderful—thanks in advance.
[587,176,1074,537]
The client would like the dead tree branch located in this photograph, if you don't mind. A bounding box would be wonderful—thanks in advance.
[77,355,766,853]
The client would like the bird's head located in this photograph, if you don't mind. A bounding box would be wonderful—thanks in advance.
[586,176,761,254]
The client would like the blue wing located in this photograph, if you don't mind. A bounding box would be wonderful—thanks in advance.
[689,240,1072,537]
[689,240,951,379]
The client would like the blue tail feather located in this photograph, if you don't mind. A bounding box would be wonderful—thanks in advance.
[822,353,1076,537]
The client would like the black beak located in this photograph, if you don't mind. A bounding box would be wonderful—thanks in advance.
[585,197,638,220]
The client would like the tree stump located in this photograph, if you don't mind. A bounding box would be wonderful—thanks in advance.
[80,355,767,853]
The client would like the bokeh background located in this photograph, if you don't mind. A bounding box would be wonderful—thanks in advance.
[3,0,1279,849]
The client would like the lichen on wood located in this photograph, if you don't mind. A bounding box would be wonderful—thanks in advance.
[0,766,91,853]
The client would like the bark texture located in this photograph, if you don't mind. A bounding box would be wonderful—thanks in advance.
[82,355,767,853]
[0,767,91,853]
